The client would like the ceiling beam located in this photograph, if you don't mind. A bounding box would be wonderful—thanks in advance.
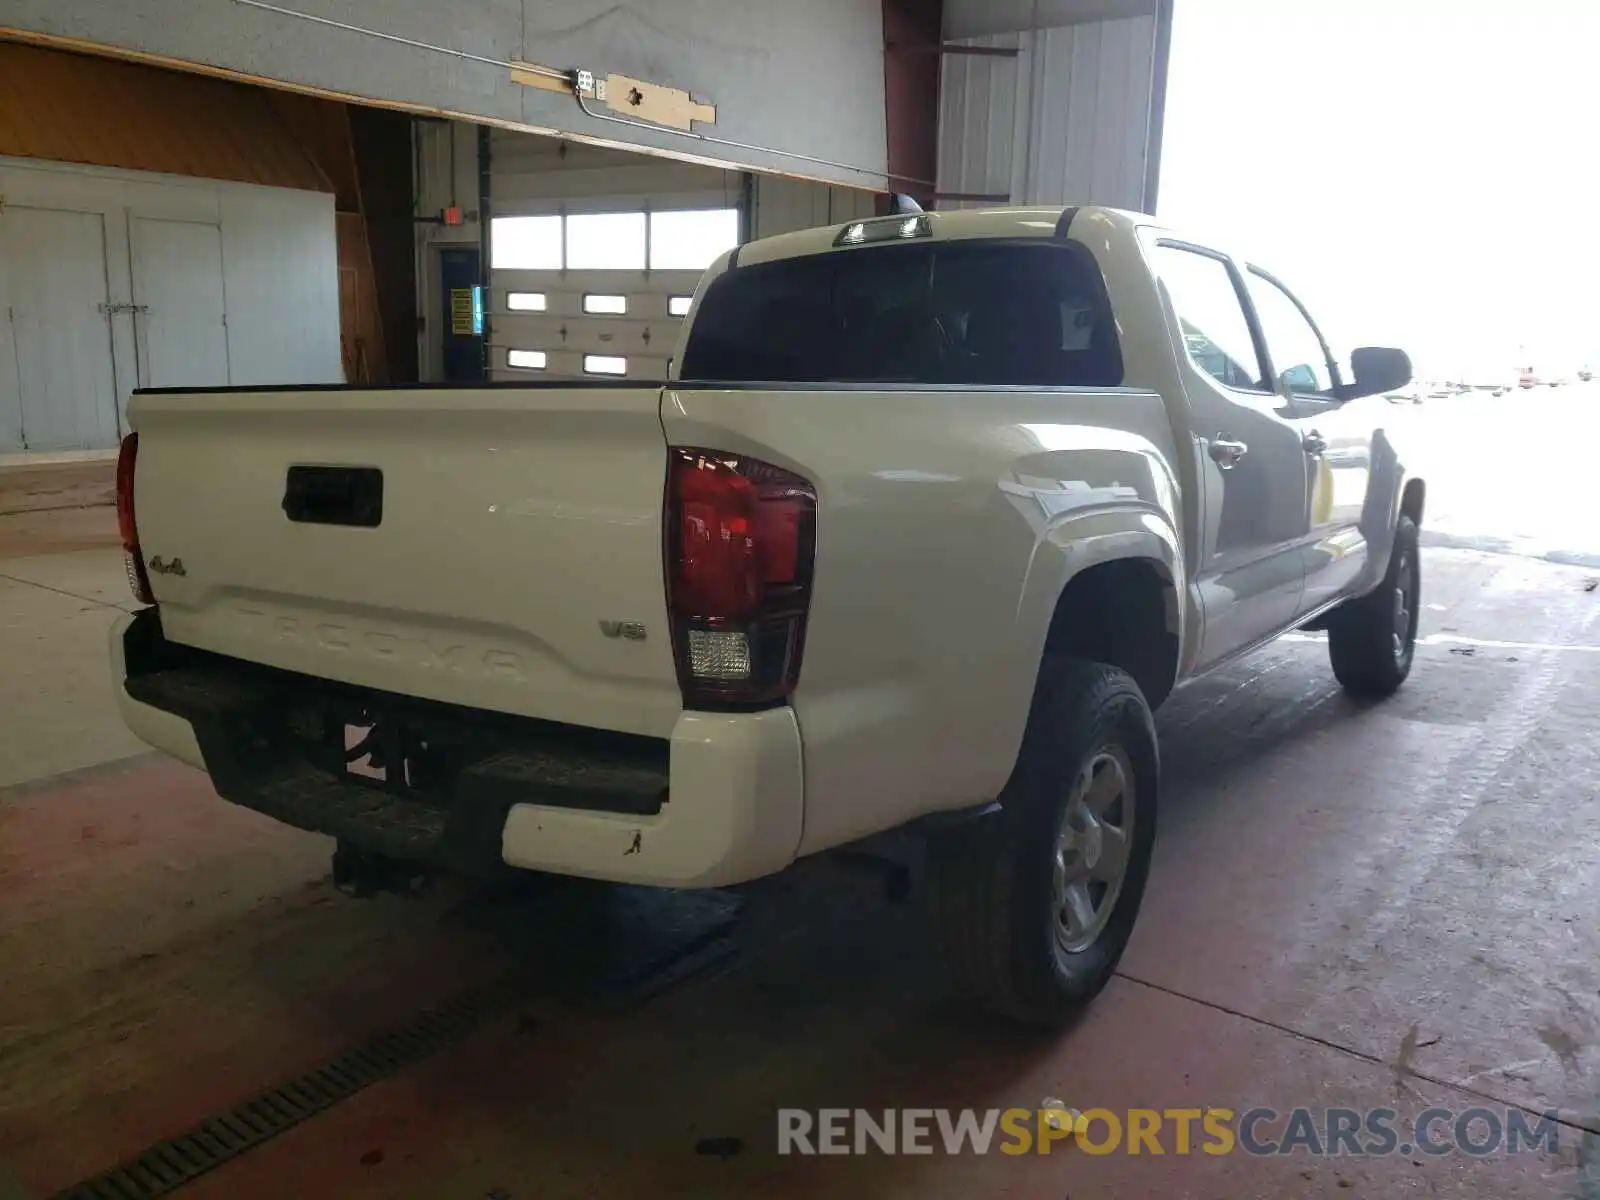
[943,0,1160,40]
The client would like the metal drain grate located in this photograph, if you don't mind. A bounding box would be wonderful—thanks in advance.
[51,976,519,1200]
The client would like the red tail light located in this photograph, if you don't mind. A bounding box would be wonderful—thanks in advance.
[666,448,817,708]
[115,432,154,605]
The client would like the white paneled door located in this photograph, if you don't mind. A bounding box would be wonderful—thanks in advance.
[131,218,230,390]
[1,207,121,451]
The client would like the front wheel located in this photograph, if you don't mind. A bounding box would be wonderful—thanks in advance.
[1327,514,1421,699]
[927,659,1159,1027]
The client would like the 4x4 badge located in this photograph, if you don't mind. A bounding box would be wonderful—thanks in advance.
[147,556,187,577]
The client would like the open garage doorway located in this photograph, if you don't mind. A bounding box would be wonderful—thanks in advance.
[484,139,744,382]
[412,122,878,385]
[1157,0,1600,570]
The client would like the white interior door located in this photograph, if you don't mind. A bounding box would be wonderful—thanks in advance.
[0,227,21,452]
[2,207,120,451]
[131,218,230,389]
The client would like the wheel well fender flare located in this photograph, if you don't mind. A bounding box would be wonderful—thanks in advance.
[1013,509,1186,705]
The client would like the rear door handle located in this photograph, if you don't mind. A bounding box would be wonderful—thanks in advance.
[1302,431,1328,456]
[1209,438,1249,470]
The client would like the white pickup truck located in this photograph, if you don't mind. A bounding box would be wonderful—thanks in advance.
[110,205,1423,1025]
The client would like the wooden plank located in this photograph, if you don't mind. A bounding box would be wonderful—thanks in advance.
[508,62,571,95]
[602,74,715,132]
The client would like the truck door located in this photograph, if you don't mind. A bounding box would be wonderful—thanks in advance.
[1239,266,1371,615]
[1148,241,1310,668]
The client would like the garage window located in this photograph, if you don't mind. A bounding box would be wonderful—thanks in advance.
[583,293,628,315]
[669,295,693,317]
[491,216,561,270]
[492,208,740,275]
[584,354,628,375]
[680,239,1122,386]
[567,213,646,270]
[507,291,547,311]
[650,209,739,271]
[507,349,547,370]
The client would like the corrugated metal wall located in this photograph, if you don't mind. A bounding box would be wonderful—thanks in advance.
[936,15,1160,213]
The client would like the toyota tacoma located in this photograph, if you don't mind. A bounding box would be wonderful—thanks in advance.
[110,205,1423,1025]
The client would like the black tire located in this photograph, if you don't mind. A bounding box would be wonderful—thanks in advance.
[927,659,1159,1027]
[1327,514,1420,699]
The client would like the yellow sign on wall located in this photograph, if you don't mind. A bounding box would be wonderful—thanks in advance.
[450,288,476,336]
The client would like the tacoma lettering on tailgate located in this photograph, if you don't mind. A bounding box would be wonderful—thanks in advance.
[233,606,530,683]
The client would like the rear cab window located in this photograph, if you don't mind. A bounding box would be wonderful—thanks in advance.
[679,238,1123,387]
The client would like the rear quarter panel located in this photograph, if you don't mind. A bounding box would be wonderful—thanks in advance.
[663,384,1183,855]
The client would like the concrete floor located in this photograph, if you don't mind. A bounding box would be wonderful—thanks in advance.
[2,394,1598,1198]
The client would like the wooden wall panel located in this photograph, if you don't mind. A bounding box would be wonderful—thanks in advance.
[269,91,363,211]
[349,106,418,383]
[0,42,420,384]
[0,42,331,192]
[336,212,385,384]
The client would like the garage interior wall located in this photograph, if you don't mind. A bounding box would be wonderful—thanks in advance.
[0,43,343,453]
[413,120,487,385]
[936,1,1167,212]
[750,177,879,240]
[3,0,893,191]
[268,92,419,386]
[414,119,881,383]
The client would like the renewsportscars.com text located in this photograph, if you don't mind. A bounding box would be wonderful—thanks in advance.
[777,1106,1562,1158]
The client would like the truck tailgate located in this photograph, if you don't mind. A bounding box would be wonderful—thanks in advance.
[128,385,681,739]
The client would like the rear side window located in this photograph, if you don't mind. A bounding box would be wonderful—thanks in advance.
[679,240,1122,387]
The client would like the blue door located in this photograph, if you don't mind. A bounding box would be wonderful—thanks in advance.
[439,247,485,383]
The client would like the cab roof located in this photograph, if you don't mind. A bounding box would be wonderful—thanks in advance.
[732,204,1149,269]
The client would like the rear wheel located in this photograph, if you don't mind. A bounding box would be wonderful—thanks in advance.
[927,659,1158,1027]
[1327,514,1420,699]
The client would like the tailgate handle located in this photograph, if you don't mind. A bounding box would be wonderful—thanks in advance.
[283,466,384,528]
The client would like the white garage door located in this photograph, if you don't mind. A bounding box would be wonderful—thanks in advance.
[488,136,747,382]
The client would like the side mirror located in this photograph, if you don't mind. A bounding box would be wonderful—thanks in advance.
[1343,346,1413,401]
